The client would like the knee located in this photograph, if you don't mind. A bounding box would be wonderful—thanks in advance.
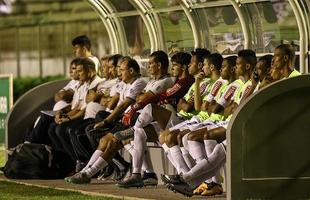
[98,136,108,150]
[187,132,196,141]
[158,130,169,144]
[188,131,202,141]
[203,130,210,140]
[166,132,178,147]
[177,132,185,146]
[106,138,121,152]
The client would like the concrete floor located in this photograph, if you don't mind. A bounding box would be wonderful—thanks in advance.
[0,174,226,200]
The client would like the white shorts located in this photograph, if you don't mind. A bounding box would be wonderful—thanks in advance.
[186,120,229,132]
[168,116,201,131]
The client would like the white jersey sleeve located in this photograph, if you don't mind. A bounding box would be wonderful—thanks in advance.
[205,78,228,103]
[143,76,174,95]
[118,77,147,104]
[216,79,243,107]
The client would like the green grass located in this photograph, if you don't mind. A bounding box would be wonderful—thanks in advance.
[0,145,114,200]
[0,181,116,200]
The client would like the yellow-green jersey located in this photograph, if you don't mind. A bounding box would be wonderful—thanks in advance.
[203,77,229,104]
[178,78,212,119]
[197,79,244,121]
[288,69,301,78]
[197,78,230,120]
[234,79,252,105]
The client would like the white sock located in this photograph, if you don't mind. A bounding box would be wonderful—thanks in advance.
[82,150,103,172]
[124,143,134,155]
[204,140,217,156]
[203,140,218,183]
[212,170,222,184]
[132,127,147,174]
[180,147,195,169]
[169,145,189,173]
[188,140,206,163]
[183,144,226,187]
[162,143,179,173]
[84,156,108,178]
[134,104,153,128]
[142,149,154,173]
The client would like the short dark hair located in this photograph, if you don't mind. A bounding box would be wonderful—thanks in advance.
[76,57,96,74]
[206,53,223,71]
[191,48,211,63]
[150,50,169,70]
[70,57,82,66]
[171,52,192,68]
[258,54,273,70]
[275,44,295,66]
[121,56,140,74]
[238,49,257,68]
[224,56,237,69]
[108,54,123,67]
[72,35,91,51]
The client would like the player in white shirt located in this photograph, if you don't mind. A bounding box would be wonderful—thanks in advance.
[118,50,175,187]
[26,58,81,144]
[65,56,147,184]
[72,35,100,74]
[47,58,101,160]
[84,54,123,119]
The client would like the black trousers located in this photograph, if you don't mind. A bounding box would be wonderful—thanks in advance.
[27,113,54,145]
[48,117,84,160]
[68,118,95,162]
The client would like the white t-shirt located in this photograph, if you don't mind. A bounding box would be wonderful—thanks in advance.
[61,80,80,92]
[71,82,86,110]
[118,77,147,112]
[71,76,102,110]
[143,75,174,94]
[88,56,100,73]
[110,80,125,97]
[97,78,119,95]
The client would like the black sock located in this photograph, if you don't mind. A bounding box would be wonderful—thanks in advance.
[114,152,129,168]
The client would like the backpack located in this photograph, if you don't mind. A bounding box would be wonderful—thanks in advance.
[3,143,60,179]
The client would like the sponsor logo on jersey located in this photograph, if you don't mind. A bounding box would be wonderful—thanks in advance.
[211,81,223,96]
[199,83,208,93]
[224,86,237,100]
[242,85,252,98]
[166,84,181,96]
[188,82,208,103]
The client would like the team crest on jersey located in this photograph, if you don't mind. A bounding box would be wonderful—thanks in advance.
[211,81,223,96]
[224,86,237,100]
